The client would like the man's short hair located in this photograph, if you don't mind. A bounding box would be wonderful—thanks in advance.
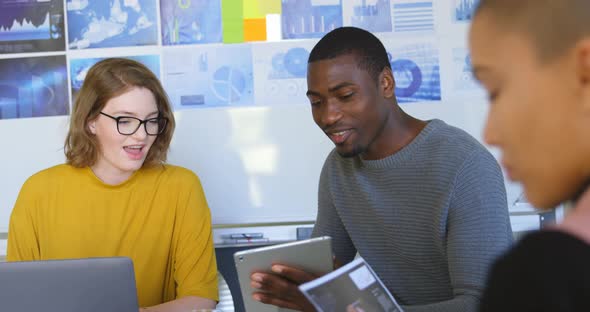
[475,0,590,62]
[308,27,391,82]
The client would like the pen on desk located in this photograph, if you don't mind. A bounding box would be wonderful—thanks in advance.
[229,233,264,239]
[230,238,270,244]
[224,233,268,244]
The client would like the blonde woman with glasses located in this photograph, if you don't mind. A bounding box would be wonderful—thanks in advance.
[7,58,218,312]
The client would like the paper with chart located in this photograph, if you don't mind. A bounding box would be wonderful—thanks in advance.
[451,47,484,94]
[0,0,65,53]
[159,0,222,45]
[340,0,437,34]
[0,55,69,120]
[281,0,343,39]
[252,40,317,106]
[163,44,254,109]
[380,37,441,103]
[66,0,158,49]
[69,55,160,102]
[342,0,393,33]
[300,258,404,312]
[453,0,479,22]
[391,0,435,33]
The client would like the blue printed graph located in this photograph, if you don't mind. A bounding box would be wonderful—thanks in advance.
[0,0,65,53]
[67,0,158,49]
[253,41,316,106]
[160,0,222,45]
[0,12,51,42]
[452,48,481,92]
[385,42,441,103]
[454,0,479,22]
[392,1,434,32]
[343,0,392,32]
[270,47,310,79]
[282,0,343,39]
[0,56,69,120]
[69,55,160,102]
[163,45,254,108]
[211,66,248,104]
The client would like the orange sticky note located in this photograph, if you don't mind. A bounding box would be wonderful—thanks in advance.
[244,18,267,42]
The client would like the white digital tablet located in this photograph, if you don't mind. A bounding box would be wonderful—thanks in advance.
[234,236,333,312]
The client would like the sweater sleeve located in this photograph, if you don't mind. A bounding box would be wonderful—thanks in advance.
[404,150,513,312]
[312,153,357,264]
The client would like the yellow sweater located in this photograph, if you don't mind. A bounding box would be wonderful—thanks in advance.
[7,164,218,307]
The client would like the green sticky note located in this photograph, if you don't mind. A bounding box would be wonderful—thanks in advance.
[222,0,245,43]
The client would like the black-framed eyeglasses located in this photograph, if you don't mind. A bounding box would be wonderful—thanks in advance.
[99,112,167,136]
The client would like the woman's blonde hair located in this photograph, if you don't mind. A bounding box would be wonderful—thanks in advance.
[64,58,175,167]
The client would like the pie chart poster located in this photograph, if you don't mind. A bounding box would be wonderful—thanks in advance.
[163,44,254,109]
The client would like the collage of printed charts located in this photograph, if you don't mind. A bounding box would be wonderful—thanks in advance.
[0,0,483,120]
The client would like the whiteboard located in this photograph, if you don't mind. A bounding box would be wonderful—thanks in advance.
[0,104,329,230]
[168,105,333,226]
[0,99,523,231]
[0,116,69,232]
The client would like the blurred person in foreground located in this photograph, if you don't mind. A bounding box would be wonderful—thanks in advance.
[469,0,590,310]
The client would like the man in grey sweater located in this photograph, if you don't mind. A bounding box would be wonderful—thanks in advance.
[250,27,513,312]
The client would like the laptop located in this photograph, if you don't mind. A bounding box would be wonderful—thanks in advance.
[0,257,139,312]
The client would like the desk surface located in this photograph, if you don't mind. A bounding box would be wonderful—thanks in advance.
[214,240,292,249]
[0,233,6,259]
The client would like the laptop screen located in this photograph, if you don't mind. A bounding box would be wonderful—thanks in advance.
[0,257,139,312]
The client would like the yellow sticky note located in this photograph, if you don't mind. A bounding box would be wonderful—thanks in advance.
[244,0,263,18]
[261,0,281,15]
[244,0,281,19]
[244,18,267,42]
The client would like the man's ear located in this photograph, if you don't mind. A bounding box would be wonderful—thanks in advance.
[380,68,396,99]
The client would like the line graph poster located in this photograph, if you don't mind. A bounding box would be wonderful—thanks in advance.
[0,0,65,53]
[163,44,254,109]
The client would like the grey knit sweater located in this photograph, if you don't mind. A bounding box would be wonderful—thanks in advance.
[312,119,513,312]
